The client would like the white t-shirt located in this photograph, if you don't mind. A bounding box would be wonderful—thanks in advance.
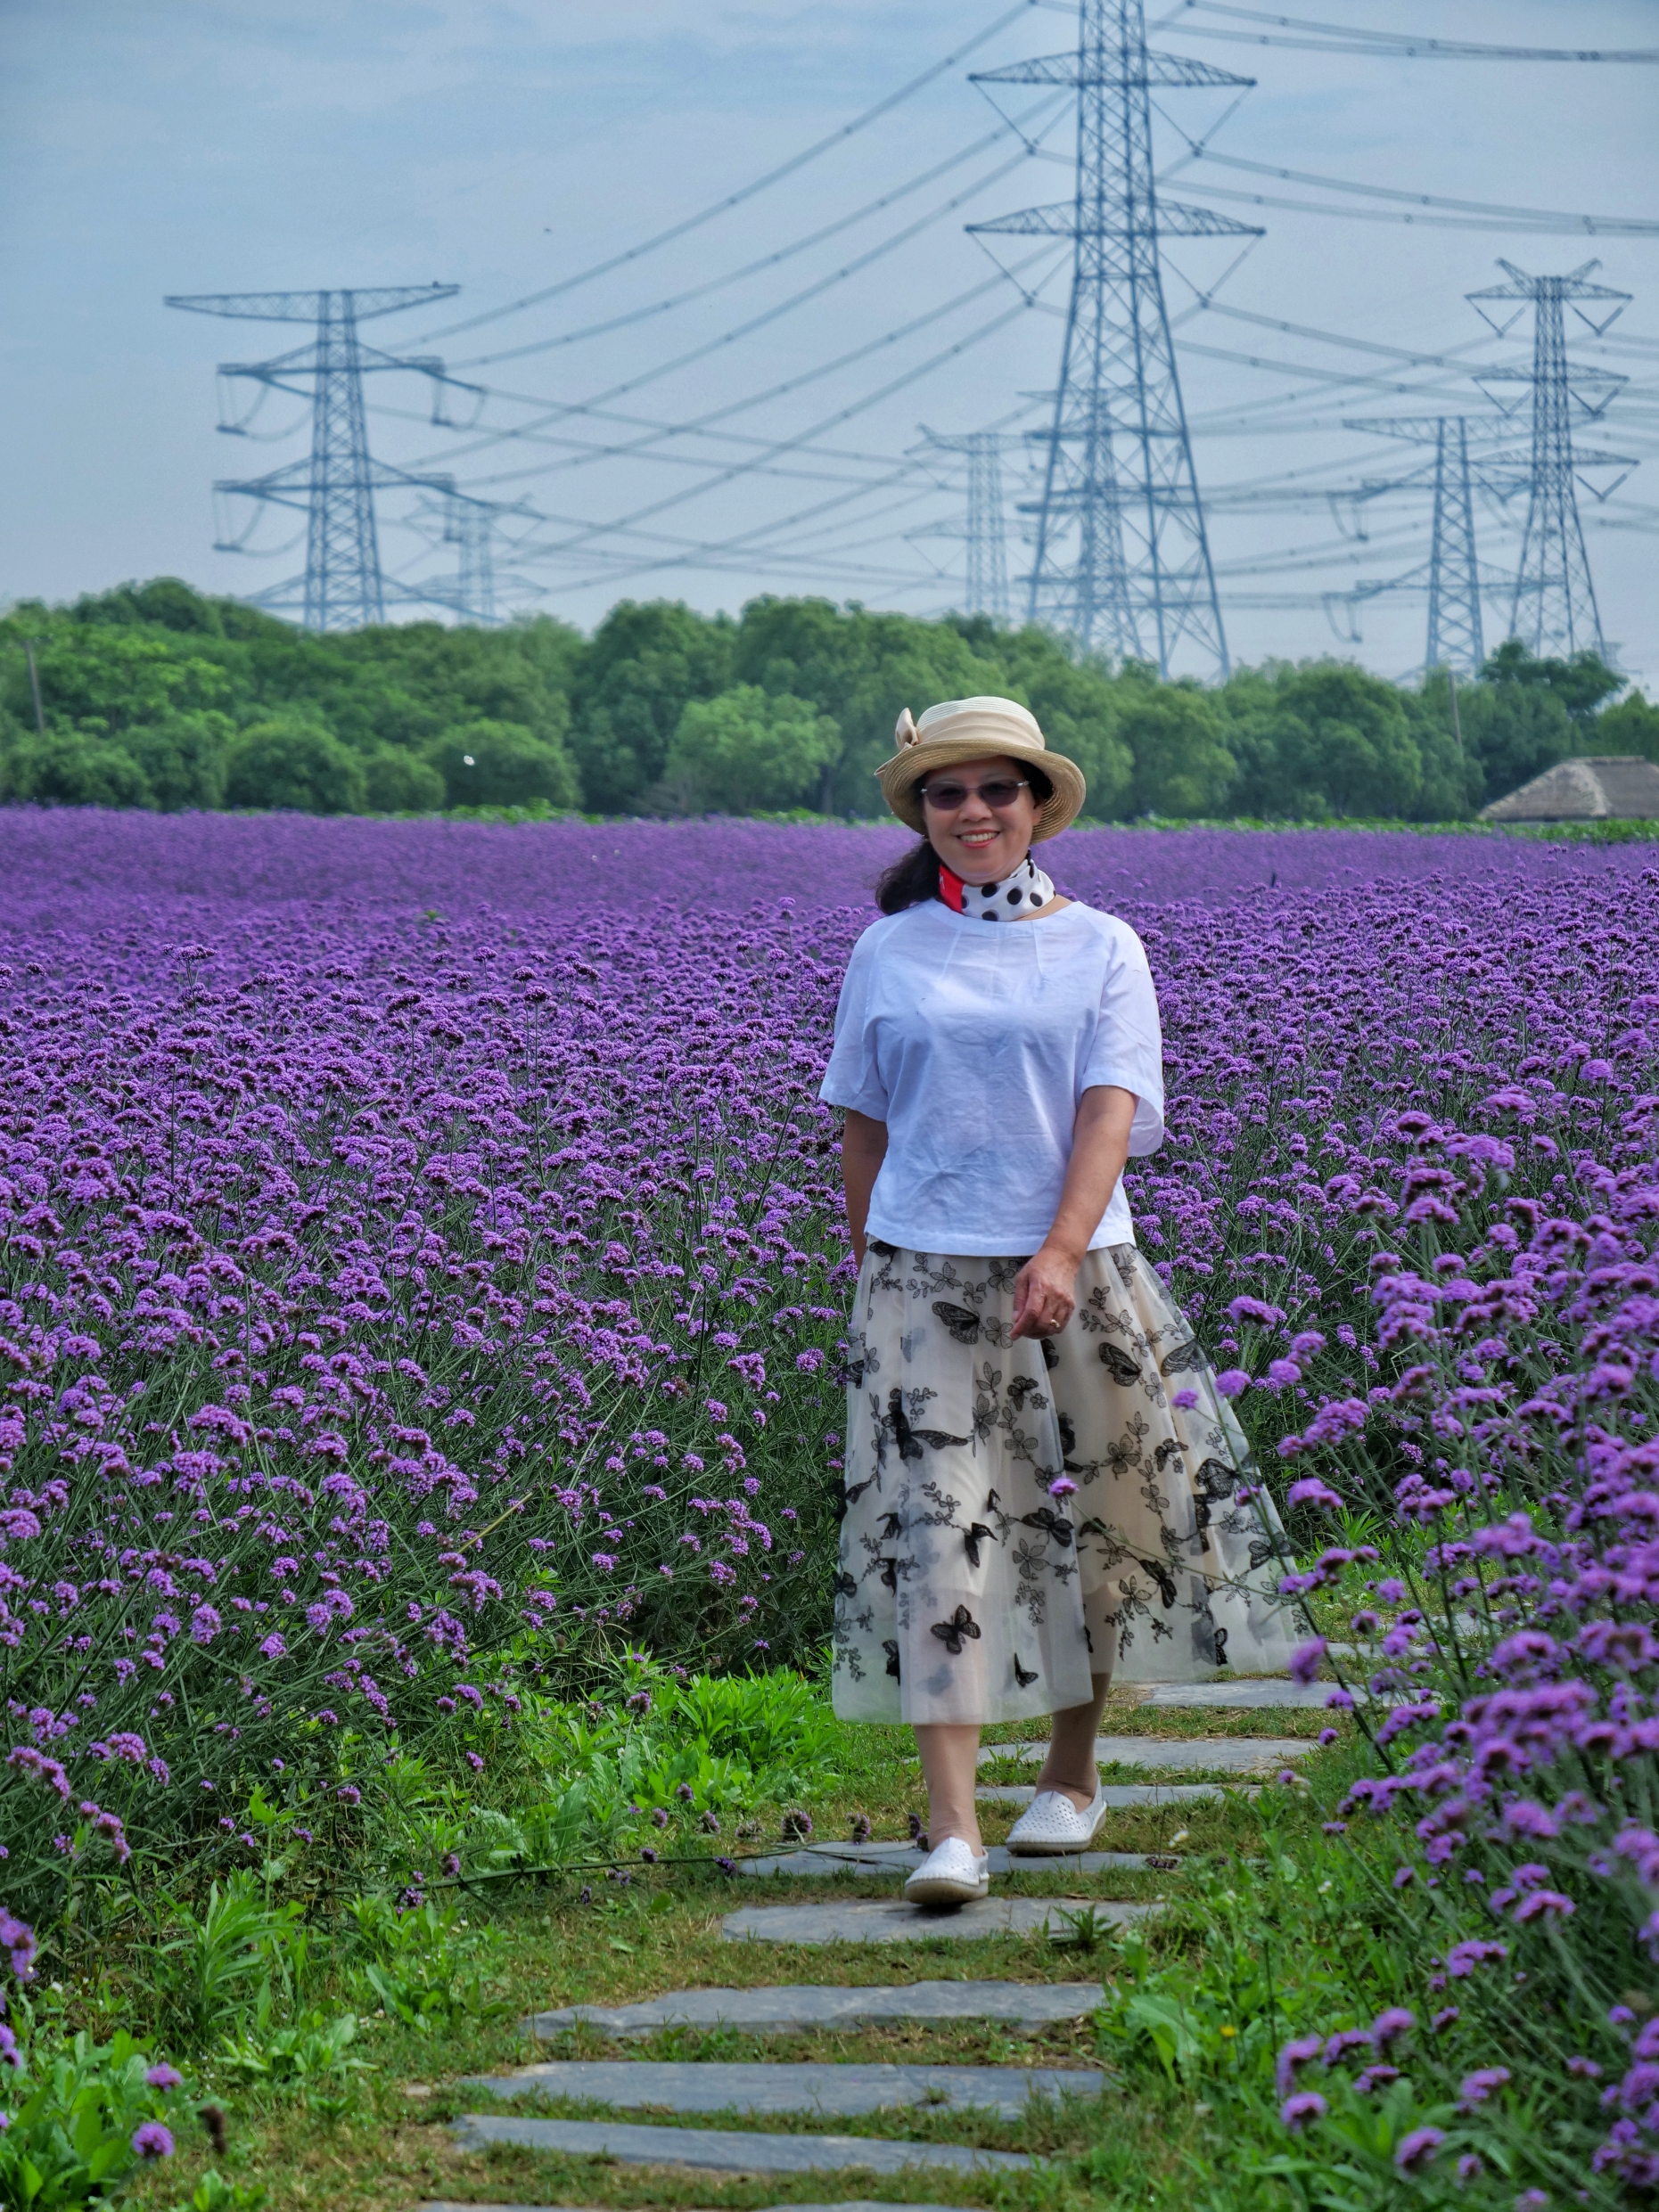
[819,897,1164,1257]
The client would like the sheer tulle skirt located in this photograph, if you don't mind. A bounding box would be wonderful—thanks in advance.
[831,1241,1295,1726]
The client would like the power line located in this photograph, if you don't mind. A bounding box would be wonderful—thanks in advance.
[1468,258,1637,658]
[168,285,464,632]
[1170,145,1659,237]
[972,0,1247,674]
[505,250,1066,568]
[1160,1,1659,64]
[433,250,1064,497]
[408,0,1045,348]
[448,97,1069,373]
[1151,177,1659,235]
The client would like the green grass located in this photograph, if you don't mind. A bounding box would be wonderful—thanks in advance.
[98,1686,1369,2212]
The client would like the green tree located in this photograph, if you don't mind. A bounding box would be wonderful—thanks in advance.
[1226,661,1424,817]
[1480,639,1624,727]
[1400,679,1481,820]
[734,598,1011,816]
[363,748,446,813]
[21,626,233,736]
[427,719,579,809]
[119,711,233,811]
[988,623,1135,820]
[665,686,842,813]
[1432,668,1573,807]
[1595,688,1659,765]
[569,602,734,811]
[1120,684,1236,817]
[7,733,154,809]
[225,719,367,814]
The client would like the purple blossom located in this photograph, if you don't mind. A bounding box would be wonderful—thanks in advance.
[1276,2035,1324,2096]
[1288,1637,1327,1685]
[1393,2126,1444,2174]
[1458,2067,1511,2109]
[1279,2092,1326,2132]
[131,2123,175,2160]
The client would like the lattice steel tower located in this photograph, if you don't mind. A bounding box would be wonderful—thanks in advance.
[1343,415,1494,674]
[443,489,498,626]
[167,285,461,632]
[967,1,1255,675]
[1467,259,1631,660]
[917,429,1011,619]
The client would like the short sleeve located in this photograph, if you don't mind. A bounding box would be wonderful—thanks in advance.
[819,930,890,1118]
[1080,922,1165,1153]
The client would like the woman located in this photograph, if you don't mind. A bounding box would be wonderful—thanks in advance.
[820,696,1292,1906]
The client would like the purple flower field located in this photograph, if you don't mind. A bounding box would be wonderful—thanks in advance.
[0,804,1629,923]
[1,808,1658,2189]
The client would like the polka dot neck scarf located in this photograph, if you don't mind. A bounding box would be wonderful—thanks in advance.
[938,852,1055,922]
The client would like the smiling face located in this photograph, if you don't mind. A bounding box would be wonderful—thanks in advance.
[917,754,1041,885]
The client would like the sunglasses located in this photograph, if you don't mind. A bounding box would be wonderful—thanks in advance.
[918,777,1030,812]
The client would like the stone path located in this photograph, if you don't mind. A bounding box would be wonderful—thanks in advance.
[462,1685,1318,2190]
[974,1779,1230,1808]
[1137,1679,1332,1709]
[426,2202,985,2212]
[451,2114,1034,2176]
[722,1897,1154,1946]
[743,1841,1175,1879]
[528,1980,1105,2039]
[464,2059,1103,2118]
[977,1734,1310,1772]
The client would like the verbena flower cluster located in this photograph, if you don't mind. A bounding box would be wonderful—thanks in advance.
[1130,856,1658,2191]
[1,792,1655,2174]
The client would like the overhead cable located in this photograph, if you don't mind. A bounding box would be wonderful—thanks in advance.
[1160,0,1659,63]
[1186,147,1659,237]
[452,94,1069,373]
[1157,179,1647,235]
[408,0,1043,347]
[505,249,1065,560]
[448,250,1063,495]
[439,142,1052,442]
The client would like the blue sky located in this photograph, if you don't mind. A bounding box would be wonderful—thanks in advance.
[3,0,1655,683]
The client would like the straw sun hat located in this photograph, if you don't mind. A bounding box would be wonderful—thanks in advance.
[874,695,1087,842]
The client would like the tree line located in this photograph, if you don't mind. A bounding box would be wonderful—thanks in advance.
[2,577,1655,823]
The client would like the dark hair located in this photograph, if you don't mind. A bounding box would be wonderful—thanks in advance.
[874,762,1054,915]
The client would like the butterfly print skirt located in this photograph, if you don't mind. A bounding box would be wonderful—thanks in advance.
[832,1241,1296,1726]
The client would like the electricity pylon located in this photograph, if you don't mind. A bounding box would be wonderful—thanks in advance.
[916,429,1012,620]
[167,285,471,632]
[407,482,545,625]
[1466,259,1634,659]
[442,489,497,626]
[967,0,1255,676]
[1339,415,1514,674]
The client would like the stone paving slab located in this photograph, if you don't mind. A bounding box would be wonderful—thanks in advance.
[450,2114,1033,2175]
[757,2202,982,2212]
[529,1981,1105,2039]
[462,2059,1104,2119]
[424,2201,981,2212]
[1135,1680,1332,1709]
[723,1897,1155,1946]
[760,2203,983,2212]
[977,1734,1312,1772]
[742,1842,1172,1879]
[976,1781,1228,1807]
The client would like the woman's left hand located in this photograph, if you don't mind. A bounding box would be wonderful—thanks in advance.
[1011,1243,1081,1340]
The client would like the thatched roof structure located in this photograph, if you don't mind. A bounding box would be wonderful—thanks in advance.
[1481,754,1659,823]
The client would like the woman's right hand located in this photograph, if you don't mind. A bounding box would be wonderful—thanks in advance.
[840,1110,889,1267]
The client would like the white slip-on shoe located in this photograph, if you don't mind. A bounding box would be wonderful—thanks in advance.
[903,1835,991,1906]
[1006,1782,1109,1856]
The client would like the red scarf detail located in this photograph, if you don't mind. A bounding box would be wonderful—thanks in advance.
[938,862,968,913]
